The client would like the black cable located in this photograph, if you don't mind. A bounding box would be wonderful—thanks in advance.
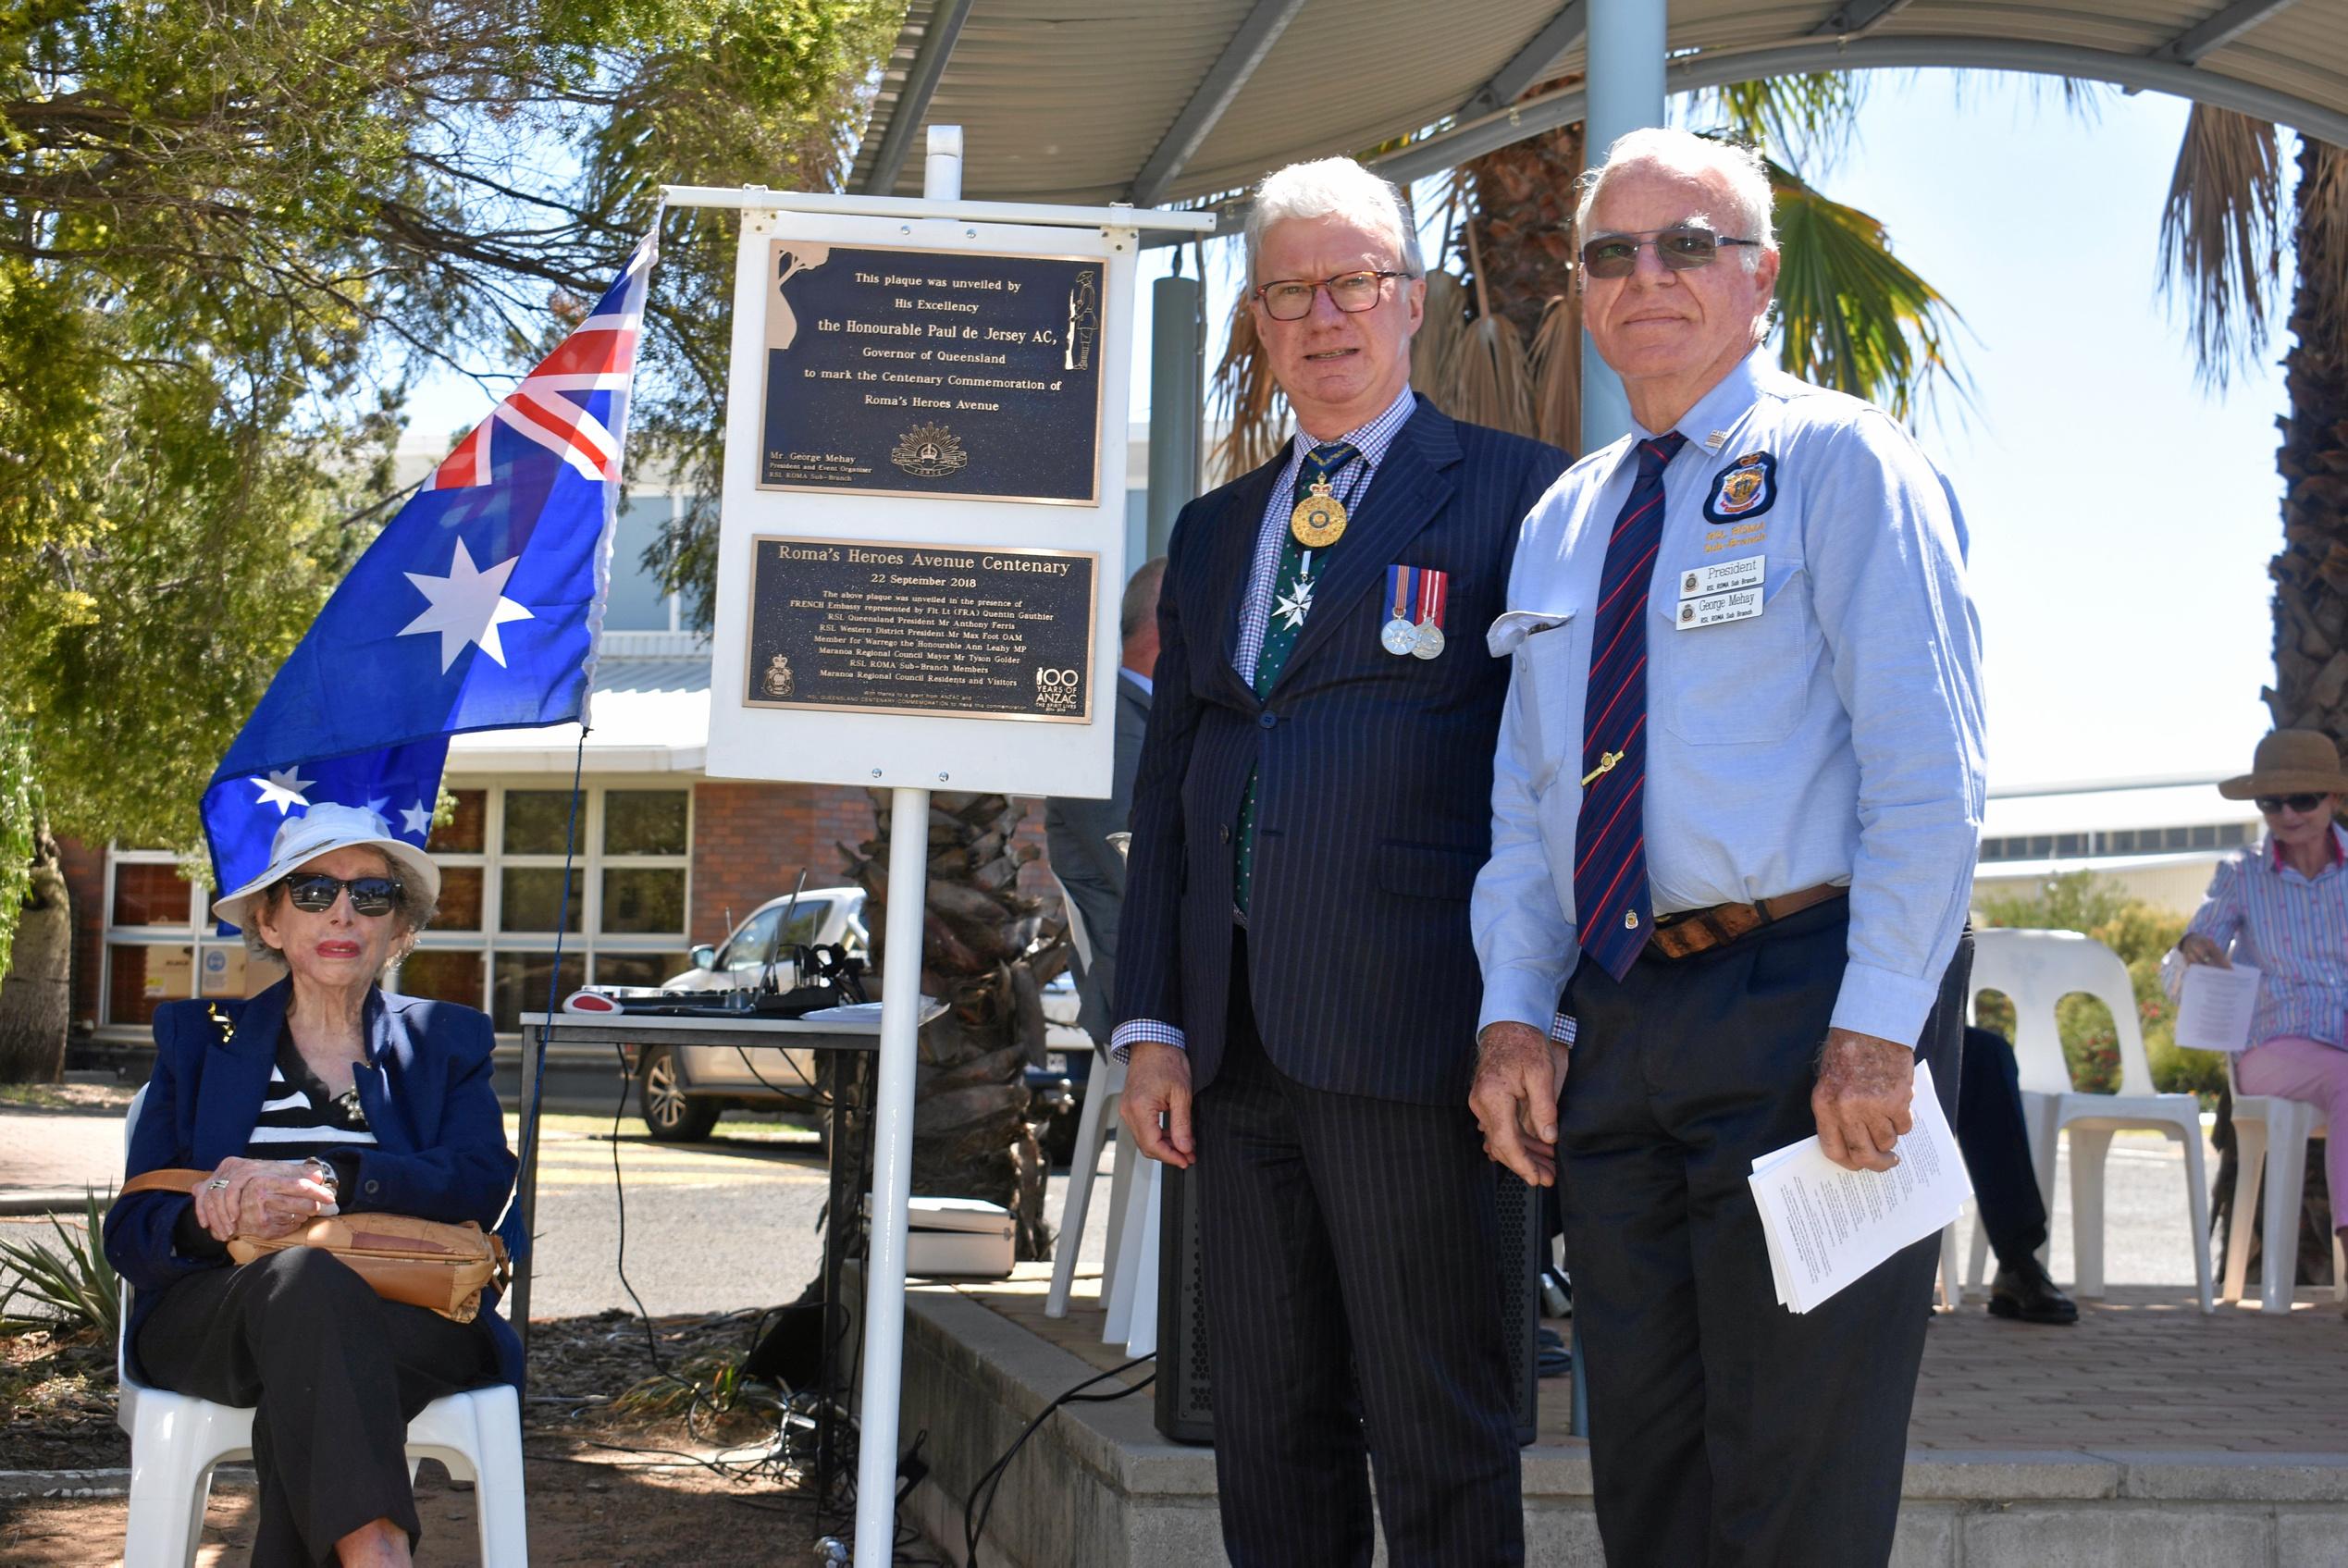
[961,1355,1155,1568]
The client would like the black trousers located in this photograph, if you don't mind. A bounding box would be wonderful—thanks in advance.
[1957,1024,2051,1268]
[1558,901,1970,1568]
[1192,933,1523,1567]
[136,1247,499,1568]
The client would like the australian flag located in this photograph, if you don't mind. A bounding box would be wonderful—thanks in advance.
[201,229,661,928]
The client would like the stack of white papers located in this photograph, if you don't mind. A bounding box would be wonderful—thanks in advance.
[2174,962,2262,1053]
[1748,1063,1971,1315]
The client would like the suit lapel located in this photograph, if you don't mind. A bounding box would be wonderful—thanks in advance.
[191,977,288,1167]
[1276,403,1463,684]
[1205,457,1283,710]
[354,989,417,1151]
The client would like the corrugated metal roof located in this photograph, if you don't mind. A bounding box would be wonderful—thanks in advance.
[848,0,2348,207]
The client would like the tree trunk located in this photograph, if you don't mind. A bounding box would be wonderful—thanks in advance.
[2250,137,2348,1286]
[0,826,70,1083]
[843,791,1068,1260]
[1458,101,1586,453]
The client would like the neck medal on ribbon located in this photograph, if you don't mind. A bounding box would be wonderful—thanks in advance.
[1291,447,1352,549]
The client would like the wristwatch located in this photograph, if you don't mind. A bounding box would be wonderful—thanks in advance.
[300,1156,340,1200]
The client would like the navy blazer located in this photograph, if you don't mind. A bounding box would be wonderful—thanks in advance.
[105,980,524,1389]
[1115,401,1569,1105]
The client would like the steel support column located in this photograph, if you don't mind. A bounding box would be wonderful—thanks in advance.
[1578,0,1666,457]
[1146,273,1204,558]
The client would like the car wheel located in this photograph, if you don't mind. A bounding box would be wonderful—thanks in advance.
[639,1046,720,1142]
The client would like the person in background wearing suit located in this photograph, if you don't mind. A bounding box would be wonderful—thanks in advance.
[1114,156,1569,1567]
[1468,129,1983,1565]
[1045,556,1166,1043]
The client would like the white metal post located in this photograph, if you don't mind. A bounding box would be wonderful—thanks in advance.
[1579,0,1668,456]
[853,785,933,1562]
[850,121,962,1568]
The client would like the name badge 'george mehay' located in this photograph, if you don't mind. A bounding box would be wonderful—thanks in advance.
[1676,586,1765,630]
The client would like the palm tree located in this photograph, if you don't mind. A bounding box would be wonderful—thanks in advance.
[2167,109,2348,1285]
[841,790,1068,1260]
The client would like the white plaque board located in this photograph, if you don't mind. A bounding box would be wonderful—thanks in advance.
[707,206,1140,798]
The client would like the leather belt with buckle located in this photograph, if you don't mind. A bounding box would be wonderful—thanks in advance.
[1648,883,1848,961]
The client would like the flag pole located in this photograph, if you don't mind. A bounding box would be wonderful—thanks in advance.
[851,124,960,1568]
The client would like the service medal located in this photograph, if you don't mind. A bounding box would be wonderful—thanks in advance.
[1291,480,1348,549]
[1410,567,1449,660]
[1381,564,1417,655]
[1411,622,1446,659]
[1382,618,1418,655]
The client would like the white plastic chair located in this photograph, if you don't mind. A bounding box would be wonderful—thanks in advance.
[2221,1057,2346,1314]
[117,1086,530,1567]
[1043,870,1129,1319]
[1967,929,2215,1314]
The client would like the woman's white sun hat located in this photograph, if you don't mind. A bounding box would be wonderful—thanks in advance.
[211,803,442,932]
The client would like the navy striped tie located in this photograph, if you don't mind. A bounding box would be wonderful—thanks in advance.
[1575,431,1687,981]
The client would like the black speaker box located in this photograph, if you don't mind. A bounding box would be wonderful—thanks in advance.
[1153,1163,1542,1445]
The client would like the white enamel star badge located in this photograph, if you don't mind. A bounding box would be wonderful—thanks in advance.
[251,767,314,815]
[400,538,535,672]
[1273,572,1316,631]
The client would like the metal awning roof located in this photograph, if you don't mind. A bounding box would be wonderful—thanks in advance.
[848,0,2348,210]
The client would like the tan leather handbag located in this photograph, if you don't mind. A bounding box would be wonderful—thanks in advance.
[121,1169,510,1323]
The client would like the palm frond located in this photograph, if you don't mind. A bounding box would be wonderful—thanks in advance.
[1412,271,1473,405]
[1528,294,1583,454]
[0,1189,119,1345]
[1207,297,1287,485]
[1766,156,1971,425]
[2157,105,2284,390]
[1696,75,1863,171]
[1443,311,1538,437]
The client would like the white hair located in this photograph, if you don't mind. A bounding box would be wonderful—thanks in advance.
[1244,157,1423,284]
[1574,128,1776,270]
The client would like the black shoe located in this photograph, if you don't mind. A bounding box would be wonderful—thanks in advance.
[1986,1257,2079,1325]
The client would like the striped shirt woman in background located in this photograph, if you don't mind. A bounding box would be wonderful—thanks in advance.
[2166,730,2348,1272]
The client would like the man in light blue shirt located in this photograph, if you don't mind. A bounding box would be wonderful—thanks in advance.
[1466,127,1984,1565]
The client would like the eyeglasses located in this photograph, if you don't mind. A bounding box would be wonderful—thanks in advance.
[278,873,403,917]
[1579,227,1761,280]
[2255,794,2329,815]
[1253,269,1413,321]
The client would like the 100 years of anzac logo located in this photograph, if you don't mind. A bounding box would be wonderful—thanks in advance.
[1034,666,1081,713]
[891,423,970,479]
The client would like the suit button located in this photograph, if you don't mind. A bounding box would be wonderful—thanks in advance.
[1218,825,1231,844]
[1258,711,1277,729]
[365,1180,380,1196]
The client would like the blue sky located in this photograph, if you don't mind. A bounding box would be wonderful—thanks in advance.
[408,72,2295,791]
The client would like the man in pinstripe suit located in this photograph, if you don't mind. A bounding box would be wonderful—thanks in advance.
[1112,158,1569,1567]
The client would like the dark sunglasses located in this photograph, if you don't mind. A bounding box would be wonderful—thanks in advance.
[2254,794,2329,814]
[279,873,402,917]
[1580,227,1761,279]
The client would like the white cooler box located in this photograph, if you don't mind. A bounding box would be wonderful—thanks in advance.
[903,1197,1016,1279]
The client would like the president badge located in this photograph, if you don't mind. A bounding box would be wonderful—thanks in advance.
[1703,450,1778,525]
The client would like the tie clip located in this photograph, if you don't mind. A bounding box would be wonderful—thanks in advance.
[1581,750,1624,787]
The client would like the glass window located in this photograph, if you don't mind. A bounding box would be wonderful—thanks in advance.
[107,944,192,1026]
[602,868,686,933]
[394,949,484,1007]
[2192,824,2218,848]
[491,952,585,1032]
[2029,835,2054,859]
[782,898,832,948]
[112,863,192,927]
[433,867,485,931]
[2166,826,2191,849]
[503,791,576,855]
[430,790,488,855]
[2056,833,2084,858]
[604,497,676,631]
[719,906,785,975]
[595,953,689,990]
[2110,830,2136,855]
[604,790,688,856]
[500,867,583,932]
[2218,822,2248,847]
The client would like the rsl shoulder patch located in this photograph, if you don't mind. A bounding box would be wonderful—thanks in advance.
[1703,451,1778,525]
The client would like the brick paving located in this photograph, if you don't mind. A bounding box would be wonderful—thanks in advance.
[954,1270,2348,1454]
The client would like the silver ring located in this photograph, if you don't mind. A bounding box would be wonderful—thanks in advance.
[206,1178,229,1191]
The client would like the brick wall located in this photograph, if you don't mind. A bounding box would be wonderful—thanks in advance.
[58,837,106,1029]
[688,782,872,945]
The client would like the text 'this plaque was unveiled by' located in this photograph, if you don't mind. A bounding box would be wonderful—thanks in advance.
[757,241,1105,503]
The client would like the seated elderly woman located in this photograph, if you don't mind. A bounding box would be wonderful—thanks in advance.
[104,803,520,1567]
[2166,729,2348,1291]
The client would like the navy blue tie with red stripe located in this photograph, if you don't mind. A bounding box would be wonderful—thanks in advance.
[1575,430,1688,981]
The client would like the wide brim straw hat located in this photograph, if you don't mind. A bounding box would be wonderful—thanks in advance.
[211,802,442,932]
[2217,729,2348,801]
